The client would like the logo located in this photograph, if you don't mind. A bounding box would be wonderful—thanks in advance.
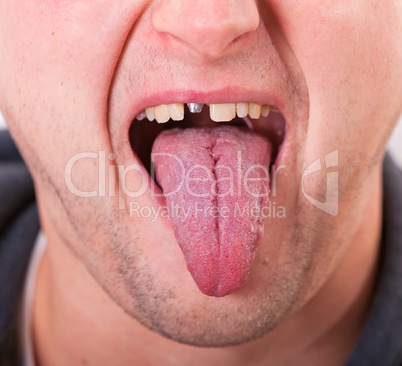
[302,150,339,216]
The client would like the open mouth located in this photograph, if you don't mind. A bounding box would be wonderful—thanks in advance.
[129,102,287,172]
[127,101,287,297]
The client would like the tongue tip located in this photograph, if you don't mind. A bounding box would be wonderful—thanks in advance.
[194,275,248,298]
[201,286,243,298]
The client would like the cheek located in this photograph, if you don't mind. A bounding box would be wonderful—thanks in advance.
[268,0,402,167]
[1,1,112,95]
[271,1,400,94]
[0,0,143,107]
[0,0,145,157]
[0,1,149,250]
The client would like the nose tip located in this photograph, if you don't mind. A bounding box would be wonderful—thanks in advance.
[152,0,260,60]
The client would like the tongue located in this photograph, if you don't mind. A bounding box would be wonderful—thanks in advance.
[152,126,272,297]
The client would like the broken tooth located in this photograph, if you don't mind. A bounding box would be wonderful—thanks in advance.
[187,103,204,113]
[261,105,270,117]
[249,103,262,119]
[154,104,170,123]
[136,110,146,121]
[169,103,184,121]
[210,103,236,122]
[236,103,249,118]
[145,107,155,121]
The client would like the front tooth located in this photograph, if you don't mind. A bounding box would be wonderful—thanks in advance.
[261,105,270,117]
[249,103,262,119]
[210,103,236,122]
[187,103,203,113]
[154,104,170,123]
[236,103,249,118]
[145,107,155,121]
[169,103,184,121]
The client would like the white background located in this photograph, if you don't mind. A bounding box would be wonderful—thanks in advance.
[1,109,401,168]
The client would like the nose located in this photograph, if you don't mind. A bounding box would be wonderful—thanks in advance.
[152,0,260,60]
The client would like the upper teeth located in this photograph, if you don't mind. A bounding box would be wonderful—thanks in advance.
[136,103,277,124]
[187,103,204,113]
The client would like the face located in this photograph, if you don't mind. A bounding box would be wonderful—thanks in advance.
[0,0,401,347]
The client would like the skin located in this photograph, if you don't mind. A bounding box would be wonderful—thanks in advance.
[0,0,401,365]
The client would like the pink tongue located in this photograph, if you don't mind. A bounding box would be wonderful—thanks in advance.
[152,126,272,297]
